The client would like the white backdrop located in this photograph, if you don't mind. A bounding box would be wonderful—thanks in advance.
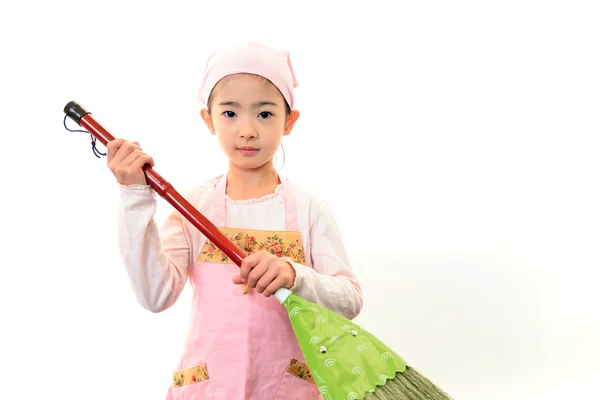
[1,1,599,399]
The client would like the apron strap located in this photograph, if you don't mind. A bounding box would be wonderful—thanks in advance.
[280,176,298,231]
[212,175,227,227]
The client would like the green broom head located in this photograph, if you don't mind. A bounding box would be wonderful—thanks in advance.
[275,289,453,400]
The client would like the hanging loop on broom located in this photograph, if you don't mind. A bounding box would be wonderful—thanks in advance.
[63,101,247,267]
[62,111,106,158]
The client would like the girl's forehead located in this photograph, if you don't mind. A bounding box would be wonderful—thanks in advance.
[211,74,284,103]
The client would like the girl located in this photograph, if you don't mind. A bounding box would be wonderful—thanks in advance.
[107,41,363,399]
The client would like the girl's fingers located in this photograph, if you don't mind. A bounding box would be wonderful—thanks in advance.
[130,154,154,170]
[108,140,141,169]
[253,265,279,294]
[262,275,286,297]
[246,259,270,289]
[118,149,144,170]
[106,138,125,163]
[239,259,252,284]
[240,253,262,283]
[111,149,151,185]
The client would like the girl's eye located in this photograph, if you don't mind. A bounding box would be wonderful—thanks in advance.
[258,111,272,119]
[223,111,236,118]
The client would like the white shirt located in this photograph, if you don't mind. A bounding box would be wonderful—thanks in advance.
[116,176,363,320]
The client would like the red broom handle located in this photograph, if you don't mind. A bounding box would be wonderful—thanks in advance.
[64,101,246,267]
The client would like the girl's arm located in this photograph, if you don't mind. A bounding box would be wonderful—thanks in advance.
[117,184,191,313]
[283,200,363,320]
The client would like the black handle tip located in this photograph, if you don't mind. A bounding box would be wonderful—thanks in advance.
[64,101,91,125]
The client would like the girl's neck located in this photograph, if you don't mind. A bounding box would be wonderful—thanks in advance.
[225,163,281,201]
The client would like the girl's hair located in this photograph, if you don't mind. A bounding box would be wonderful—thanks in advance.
[206,74,291,116]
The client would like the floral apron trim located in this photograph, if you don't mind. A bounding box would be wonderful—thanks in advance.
[173,363,209,388]
[197,227,307,265]
[287,358,315,384]
[172,359,313,388]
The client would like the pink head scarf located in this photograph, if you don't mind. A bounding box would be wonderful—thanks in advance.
[197,41,298,109]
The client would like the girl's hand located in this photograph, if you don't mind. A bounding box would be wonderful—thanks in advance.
[233,251,296,296]
[107,138,154,186]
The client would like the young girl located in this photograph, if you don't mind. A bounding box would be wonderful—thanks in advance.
[107,41,363,399]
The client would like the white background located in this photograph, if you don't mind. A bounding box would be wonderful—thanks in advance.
[1,1,599,399]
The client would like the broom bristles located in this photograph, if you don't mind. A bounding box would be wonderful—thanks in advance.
[363,366,453,400]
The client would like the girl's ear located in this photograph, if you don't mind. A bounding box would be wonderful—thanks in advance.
[200,108,215,135]
[283,110,300,136]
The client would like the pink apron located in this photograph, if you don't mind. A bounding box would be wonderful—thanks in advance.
[166,175,323,400]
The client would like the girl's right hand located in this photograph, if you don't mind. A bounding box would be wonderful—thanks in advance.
[107,138,155,186]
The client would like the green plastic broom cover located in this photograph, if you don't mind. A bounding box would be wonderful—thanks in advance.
[282,293,407,400]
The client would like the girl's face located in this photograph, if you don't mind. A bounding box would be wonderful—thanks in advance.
[201,73,299,172]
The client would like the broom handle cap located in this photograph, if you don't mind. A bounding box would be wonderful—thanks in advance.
[64,101,91,125]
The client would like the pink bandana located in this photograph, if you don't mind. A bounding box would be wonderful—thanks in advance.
[197,41,298,109]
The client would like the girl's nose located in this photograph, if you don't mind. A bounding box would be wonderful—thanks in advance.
[238,118,257,139]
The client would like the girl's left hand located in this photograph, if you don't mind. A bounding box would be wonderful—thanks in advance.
[232,251,296,296]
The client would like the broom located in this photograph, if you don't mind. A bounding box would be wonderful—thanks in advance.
[63,101,453,400]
